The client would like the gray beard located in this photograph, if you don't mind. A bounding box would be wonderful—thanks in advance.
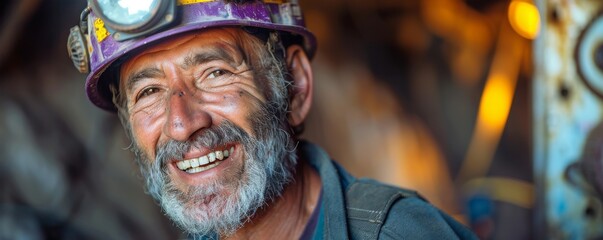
[132,104,297,236]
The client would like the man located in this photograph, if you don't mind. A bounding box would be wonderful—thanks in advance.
[68,0,477,239]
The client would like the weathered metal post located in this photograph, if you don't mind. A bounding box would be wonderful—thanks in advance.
[534,0,603,238]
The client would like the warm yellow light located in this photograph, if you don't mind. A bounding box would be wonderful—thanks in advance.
[478,73,514,133]
[456,24,522,185]
[508,1,540,39]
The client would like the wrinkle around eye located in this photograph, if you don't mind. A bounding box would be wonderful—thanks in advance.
[130,97,167,116]
[207,69,231,79]
[195,67,253,90]
[129,86,167,113]
[136,87,159,100]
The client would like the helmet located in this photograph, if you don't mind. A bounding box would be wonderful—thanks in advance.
[67,0,317,112]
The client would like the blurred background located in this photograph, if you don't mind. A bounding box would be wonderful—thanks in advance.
[1,0,602,239]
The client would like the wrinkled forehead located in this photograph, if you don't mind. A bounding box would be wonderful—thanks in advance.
[119,28,248,78]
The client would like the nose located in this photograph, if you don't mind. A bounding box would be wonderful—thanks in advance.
[163,89,211,142]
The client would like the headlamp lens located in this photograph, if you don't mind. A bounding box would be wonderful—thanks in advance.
[96,0,160,27]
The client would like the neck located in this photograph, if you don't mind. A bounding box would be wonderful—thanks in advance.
[224,159,321,239]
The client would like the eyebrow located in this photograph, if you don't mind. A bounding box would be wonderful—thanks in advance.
[125,67,164,93]
[181,47,237,70]
[125,45,240,93]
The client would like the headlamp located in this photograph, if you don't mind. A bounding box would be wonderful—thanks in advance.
[89,0,176,41]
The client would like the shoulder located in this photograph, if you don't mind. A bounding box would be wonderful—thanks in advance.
[345,179,477,240]
[380,197,476,239]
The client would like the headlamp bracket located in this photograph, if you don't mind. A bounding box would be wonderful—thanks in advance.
[89,0,178,42]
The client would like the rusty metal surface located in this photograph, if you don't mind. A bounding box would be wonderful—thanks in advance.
[534,0,603,238]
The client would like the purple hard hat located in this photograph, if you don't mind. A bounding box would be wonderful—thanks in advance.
[68,0,316,112]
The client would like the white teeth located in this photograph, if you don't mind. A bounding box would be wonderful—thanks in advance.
[190,158,199,168]
[185,161,221,174]
[176,160,191,170]
[176,147,233,172]
[199,155,209,165]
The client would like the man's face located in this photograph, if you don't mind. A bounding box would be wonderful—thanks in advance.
[118,28,296,235]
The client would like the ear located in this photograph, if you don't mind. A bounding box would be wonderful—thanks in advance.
[286,45,313,127]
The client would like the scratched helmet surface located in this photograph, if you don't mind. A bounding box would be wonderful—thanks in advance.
[69,0,316,112]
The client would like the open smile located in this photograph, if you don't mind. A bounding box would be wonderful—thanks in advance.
[175,146,234,174]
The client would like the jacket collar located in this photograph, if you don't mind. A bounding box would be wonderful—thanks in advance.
[298,140,352,240]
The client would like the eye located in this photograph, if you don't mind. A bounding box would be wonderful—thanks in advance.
[207,69,231,79]
[136,87,161,101]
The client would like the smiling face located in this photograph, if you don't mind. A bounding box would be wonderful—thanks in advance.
[122,28,268,163]
[117,28,298,235]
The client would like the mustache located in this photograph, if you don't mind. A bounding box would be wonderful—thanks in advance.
[154,120,250,168]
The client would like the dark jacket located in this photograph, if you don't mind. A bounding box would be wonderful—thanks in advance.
[300,140,478,239]
[196,141,478,239]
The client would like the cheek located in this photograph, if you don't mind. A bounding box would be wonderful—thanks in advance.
[220,91,254,111]
[130,113,163,158]
[214,90,264,131]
